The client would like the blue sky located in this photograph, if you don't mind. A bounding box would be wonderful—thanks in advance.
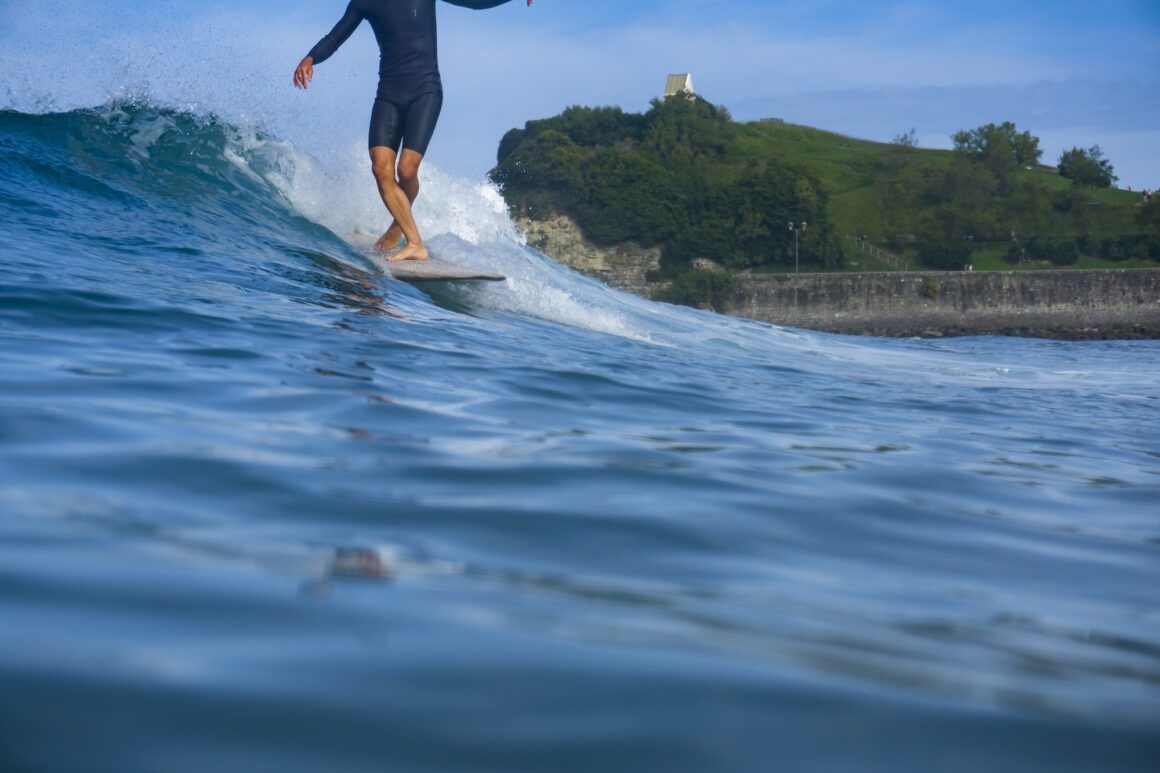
[2,0,1158,185]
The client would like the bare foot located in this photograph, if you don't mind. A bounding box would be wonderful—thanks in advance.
[374,222,403,252]
[388,242,429,262]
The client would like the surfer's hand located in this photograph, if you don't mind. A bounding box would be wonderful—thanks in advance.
[294,57,314,90]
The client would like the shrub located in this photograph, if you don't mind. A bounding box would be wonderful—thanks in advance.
[661,270,740,311]
[1095,235,1158,262]
[1048,241,1079,265]
[918,241,972,270]
[1140,197,1160,237]
[1098,238,1121,261]
[1025,237,1079,265]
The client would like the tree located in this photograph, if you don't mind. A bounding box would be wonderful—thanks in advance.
[1058,145,1117,188]
[491,98,840,273]
[952,121,1043,175]
[497,105,647,165]
[643,96,735,164]
[892,128,918,148]
[551,105,648,148]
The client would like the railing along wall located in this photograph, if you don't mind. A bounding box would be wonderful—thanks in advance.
[846,235,904,270]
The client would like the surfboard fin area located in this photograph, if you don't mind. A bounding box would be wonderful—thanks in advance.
[387,257,506,283]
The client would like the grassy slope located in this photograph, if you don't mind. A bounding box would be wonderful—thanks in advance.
[727,120,1147,270]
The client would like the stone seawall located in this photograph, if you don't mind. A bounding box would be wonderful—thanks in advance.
[726,270,1160,339]
[517,214,1160,339]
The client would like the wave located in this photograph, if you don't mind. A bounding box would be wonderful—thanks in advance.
[4,102,1160,741]
[0,100,779,350]
[2,101,1157,393]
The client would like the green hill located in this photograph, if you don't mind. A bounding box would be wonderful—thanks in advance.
[490,97,1160,276]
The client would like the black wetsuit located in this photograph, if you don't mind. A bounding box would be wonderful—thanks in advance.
[307,0,517,154]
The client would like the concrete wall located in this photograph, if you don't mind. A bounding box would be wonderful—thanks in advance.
[727,269,1160,339]
[519,214,1160,339]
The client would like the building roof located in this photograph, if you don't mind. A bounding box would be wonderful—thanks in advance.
[664,73,695,97]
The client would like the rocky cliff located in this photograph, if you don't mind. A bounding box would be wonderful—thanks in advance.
[517,215,665,297]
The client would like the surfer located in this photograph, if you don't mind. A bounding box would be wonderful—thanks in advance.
[294,0,533,262]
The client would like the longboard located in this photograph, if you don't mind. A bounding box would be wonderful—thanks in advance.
[387,257,506,283]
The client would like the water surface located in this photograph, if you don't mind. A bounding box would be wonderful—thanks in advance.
[0,105,1157,772]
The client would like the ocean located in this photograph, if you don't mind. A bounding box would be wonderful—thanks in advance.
[0,103,1157,772]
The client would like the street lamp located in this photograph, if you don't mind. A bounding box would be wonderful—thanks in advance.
[788,221,808,275]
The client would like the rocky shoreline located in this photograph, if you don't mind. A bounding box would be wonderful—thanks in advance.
[518,215,665,297]
[518,214,1160,340]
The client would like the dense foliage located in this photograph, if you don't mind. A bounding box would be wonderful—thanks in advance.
[658,269,740,311]
[1058,145,1117,188]
[1007,237,1080,266]
[952,122,1042,176]
[875,121,1159,266]
[494,104,1153,276]
[1079,233,1160,262]
[490,97,844,272]
[1141,197,1160,237]
[876,139,1051,246]
[918,241,972,270]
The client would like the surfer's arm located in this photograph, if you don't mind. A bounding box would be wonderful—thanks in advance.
[306,1,366,66]
[441,0,530,10]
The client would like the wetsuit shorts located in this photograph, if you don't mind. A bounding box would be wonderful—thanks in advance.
[368,90,443,155]
[307,0,519,154]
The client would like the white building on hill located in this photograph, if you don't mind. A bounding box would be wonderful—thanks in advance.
[664,73,695,98]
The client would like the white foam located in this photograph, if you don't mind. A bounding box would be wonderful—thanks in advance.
[239,135,659,342]
[248,138,1160,391]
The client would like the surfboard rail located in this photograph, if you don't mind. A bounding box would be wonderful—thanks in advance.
[387,257,506,283]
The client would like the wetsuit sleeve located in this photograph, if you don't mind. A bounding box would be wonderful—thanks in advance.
[440,0,519,9]
[307,1,365,65]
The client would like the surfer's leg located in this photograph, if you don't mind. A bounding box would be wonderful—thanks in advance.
[396,150,422,202]
[370,146,427,262]
[368,99,411,253]
[378,152,421,252]
[389,92,443,262]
